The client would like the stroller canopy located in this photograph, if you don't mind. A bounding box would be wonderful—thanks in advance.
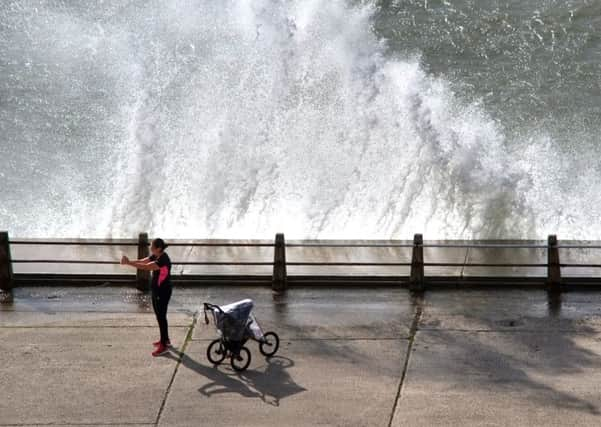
[221,299,254,323]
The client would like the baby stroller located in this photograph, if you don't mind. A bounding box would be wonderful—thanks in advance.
[203,299,280,371]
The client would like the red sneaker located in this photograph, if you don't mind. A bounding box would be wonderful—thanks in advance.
[152,344,169,357]
[153,339,171,347]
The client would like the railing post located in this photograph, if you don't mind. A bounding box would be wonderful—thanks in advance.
[273,233,287,292]
[0,231,13,291]
[410,234,424,291]
[136,232,150,291]
[547,234,561,293]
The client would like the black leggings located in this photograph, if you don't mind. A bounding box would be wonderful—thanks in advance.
[152,285,172,345]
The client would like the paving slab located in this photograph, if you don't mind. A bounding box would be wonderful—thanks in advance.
[0,287,194,327]
[160,339,406,427]
[393,392,601,427]
[392,289,601,427]
[0,326,190,425]
[0,311,193,328]
[393,329,601,426]
[3,286,156,313]
[194,287,414,340]
[5,286,601,426]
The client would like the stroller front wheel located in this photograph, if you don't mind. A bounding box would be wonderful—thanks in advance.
[259,332,280,357]
[207,339,227,365]
[231,346,251,372]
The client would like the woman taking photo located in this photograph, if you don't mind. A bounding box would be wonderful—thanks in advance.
[121,238,172,357]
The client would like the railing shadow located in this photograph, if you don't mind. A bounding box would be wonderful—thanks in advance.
[419,290,601,416]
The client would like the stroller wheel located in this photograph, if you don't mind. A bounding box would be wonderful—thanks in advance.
[259,332,280,357]
[230,346,251,372]
[207,339,227,365]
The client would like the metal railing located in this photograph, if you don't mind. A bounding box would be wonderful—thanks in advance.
[1,231,601,292]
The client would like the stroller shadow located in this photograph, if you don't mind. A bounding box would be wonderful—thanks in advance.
[168,348,306,407]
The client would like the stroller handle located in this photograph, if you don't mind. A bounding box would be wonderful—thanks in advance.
[203,302,224,314]
[203,302,224,325]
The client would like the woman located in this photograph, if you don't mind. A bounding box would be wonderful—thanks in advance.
[121,238,172,357]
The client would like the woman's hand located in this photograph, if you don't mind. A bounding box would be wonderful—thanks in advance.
[120,255,130,265]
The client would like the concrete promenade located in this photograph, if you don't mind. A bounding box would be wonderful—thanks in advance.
[2,286,601,426]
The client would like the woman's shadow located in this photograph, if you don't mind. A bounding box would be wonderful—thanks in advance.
[167,348,305,407]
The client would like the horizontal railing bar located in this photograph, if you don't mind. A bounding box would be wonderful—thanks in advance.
[558,245,601,249]
[10,242,601,250]
[10,241,274,248]
[12,260,272,266]
[12,260,550,267]
[174,262,273,266]
[13,260,121,265]
[423,244,548,249]
[287,262,412,266]
[426,263,547,268]
[165,242,274,247]
[10,241,139,247]
[560,264,601,268]
[286,243,413,248]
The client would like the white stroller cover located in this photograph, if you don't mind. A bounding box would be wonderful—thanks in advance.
[247,314,264,340]
[211,299,254,341]
[221,299,254,322]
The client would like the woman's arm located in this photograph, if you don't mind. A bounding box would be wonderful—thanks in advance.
[121,256,159,271]
[132,261,160,271]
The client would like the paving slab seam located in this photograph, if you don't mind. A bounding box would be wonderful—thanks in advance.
[387,295,424,427]
[154,312,198,426]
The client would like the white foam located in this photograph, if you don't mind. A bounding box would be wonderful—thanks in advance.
[2,0,599,239]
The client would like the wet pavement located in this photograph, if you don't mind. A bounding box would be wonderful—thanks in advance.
[1,286,601,426]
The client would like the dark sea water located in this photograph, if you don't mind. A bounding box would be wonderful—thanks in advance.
[376,1,600,130]
[0,1,600,239]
